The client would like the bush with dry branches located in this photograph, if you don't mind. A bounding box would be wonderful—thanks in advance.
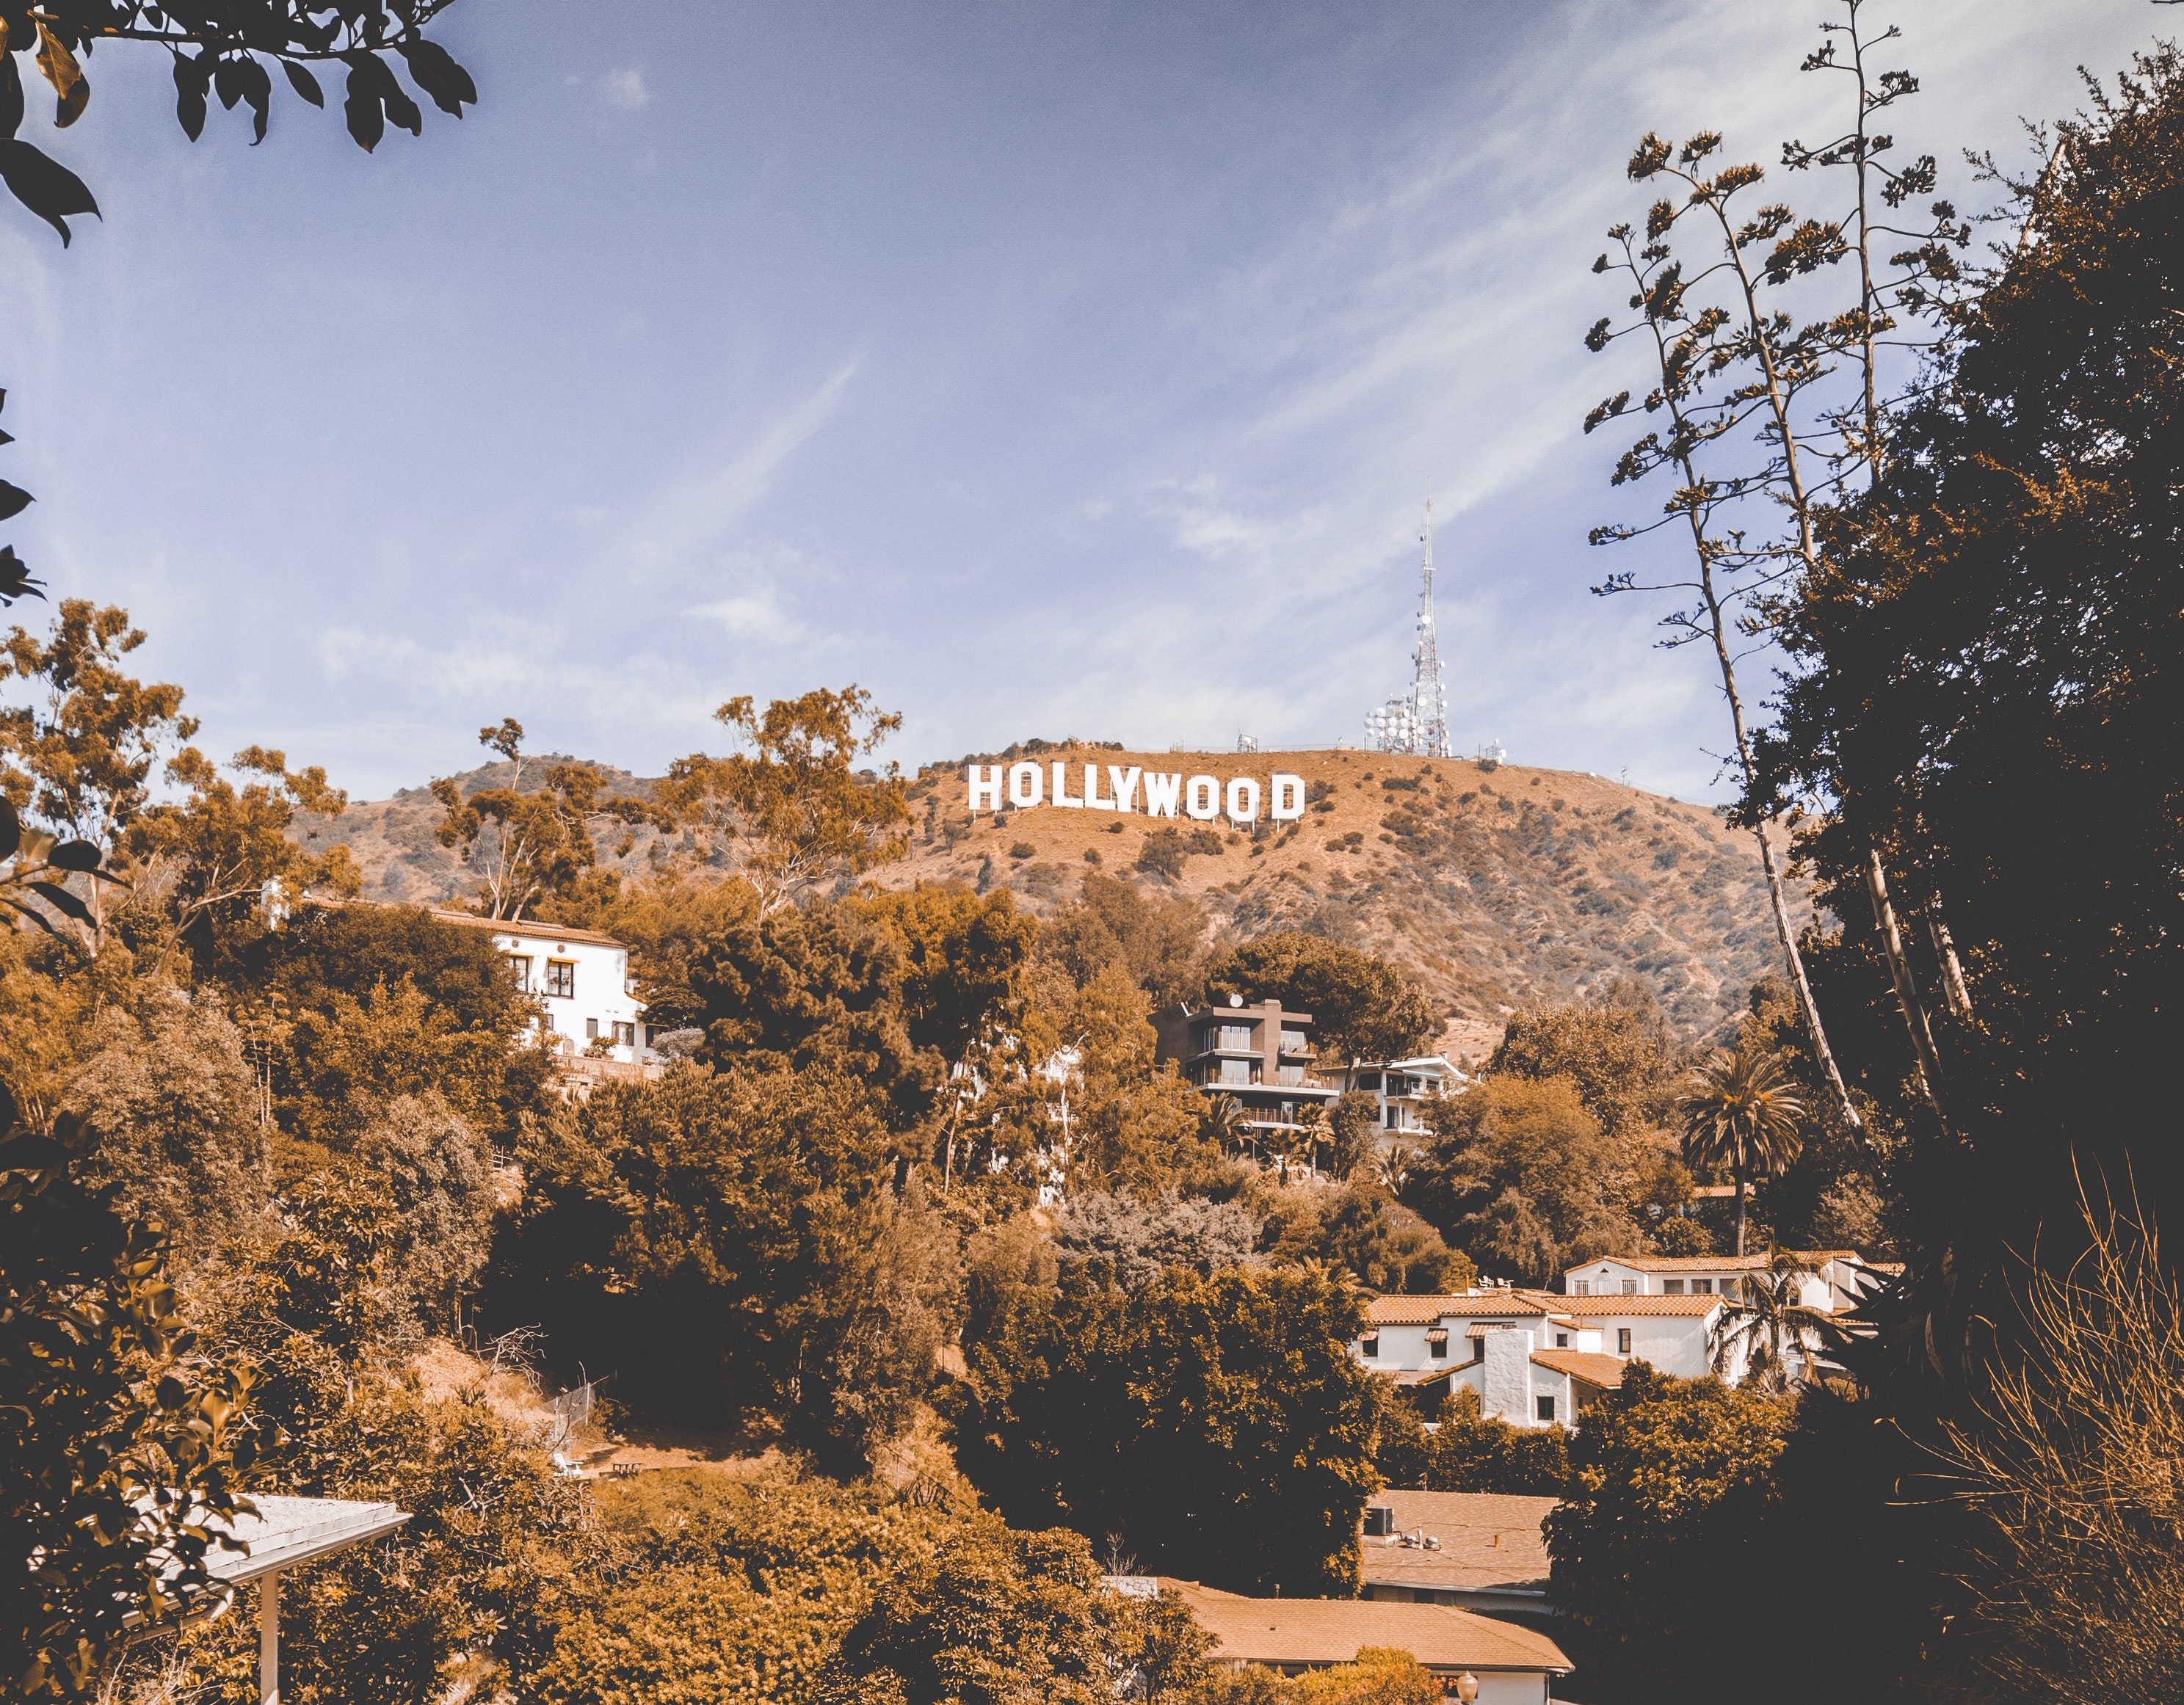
[1941,1199,2184,1701]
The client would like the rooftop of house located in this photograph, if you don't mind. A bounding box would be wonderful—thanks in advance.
[1359,1491,1556,1597]
[1528,1348,1630,1389]
[1364,1290,1724,1326]
[1165,1579,1572,1674]
[1563,1251,1858,1276]
[427,909,629,950]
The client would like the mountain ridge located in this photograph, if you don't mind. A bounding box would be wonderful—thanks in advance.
[292,744,1811,1057]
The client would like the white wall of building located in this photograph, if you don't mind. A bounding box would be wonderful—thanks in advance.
[487,924,649,1065]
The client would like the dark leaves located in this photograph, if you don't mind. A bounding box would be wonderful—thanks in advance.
[395,39,477,119]
[0,137,99,245]
[0,481,31,520]
[283,59,323,109]
[0,545,40,606]
[28,879,94,926]
[34,19,89,130]
[0,49,23,140]
[173,53,211,140]
[343,51,421,153]
[0,796,18,859]
[46,840,103,873]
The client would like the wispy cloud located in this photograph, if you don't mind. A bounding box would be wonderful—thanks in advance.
[602,68,650,111]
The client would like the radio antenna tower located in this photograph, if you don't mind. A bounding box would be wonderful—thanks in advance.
[1363,500,1454,757]
[1412,501,1450,757]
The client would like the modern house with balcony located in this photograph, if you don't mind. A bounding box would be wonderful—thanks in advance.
[1153,995,1339,1144]
[1335,1053,1468,1138]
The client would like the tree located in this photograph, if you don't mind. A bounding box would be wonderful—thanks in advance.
[1,1094,271,1701]
[1749,45,2184,1368]
[1422,1387,1570,1495]
[1575,19,1959,1137]
[352,1093,495,1334]
[1680,1047,1806,1257]
[127,742,356,967]
[817,1524,1125,1705]
[1312,1184,1473,1296]
[493,1063,953,1468]
[1412,1076,1637,1284]
[1545,1365,1794,1705]
[1490,983,1677,1144]
[1202,934,1434,1065]
[1,601,192,949]
[954,1264,1384,1596]
[1326,1089,1378,1182]
[659,686,912,915]
[431,720,659,921]
[1711,1251,1840,1391]
[1041,872,1208,1008]
[61,987,269,1262]
[1055,1192,1260,1291]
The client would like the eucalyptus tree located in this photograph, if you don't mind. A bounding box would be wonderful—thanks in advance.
[1581,2,1967,1139]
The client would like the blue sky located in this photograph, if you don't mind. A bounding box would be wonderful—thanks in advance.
[1,0,2166,801]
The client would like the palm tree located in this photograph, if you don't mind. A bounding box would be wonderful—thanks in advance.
[1711,1250,1843,1391]
[1201,1091,1247,1155]
[1680,1047,1806,1256]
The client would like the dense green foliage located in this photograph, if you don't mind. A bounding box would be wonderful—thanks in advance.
[1203,932,1436,1064]
[954,1262,1384,1595]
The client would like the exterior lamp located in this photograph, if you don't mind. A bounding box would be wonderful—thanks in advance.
[1453,1673,1480,1704]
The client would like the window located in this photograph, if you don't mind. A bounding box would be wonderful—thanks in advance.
[505,954,533,992]
[1537,1395,1556,1423]
[613,1022,636,1047]
[1219,1058,1252,1086]
[1692,1278,1713,1295]
[1384,1105,1399,1130]
[1621,1280,1639,1295]
[1277,1065,1305,1087]
[1280,1028,1309,1054]
[544,959,576,998]
[1356,1072,1382,1091]
[585,1017,600,1039]
[1617,1328,1633,1355]
[1572,1280,1589,1296]
[1555,1333,1569,1348]
[1427,1330,1448,1361]
[1664,1279,1685,1295]
[1360,1334,1379,1359]
[1217,1024,1253,1052]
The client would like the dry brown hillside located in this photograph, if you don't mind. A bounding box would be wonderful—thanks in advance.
[302,744,1808,1053]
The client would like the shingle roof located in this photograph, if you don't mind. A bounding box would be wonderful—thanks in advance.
[1528,1348,1630,1388]
[1359,1492,1556,1596]
[1169,1581,1571,1673]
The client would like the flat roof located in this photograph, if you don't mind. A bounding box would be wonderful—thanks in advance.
[1169,1580,1571,1673]
[1360,1491,1556,1596]
[203,1497,410,1585]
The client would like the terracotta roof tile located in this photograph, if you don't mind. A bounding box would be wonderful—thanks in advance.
[1364,1294,1552,1326]
[1522,1289,1722,1317]
[1528,1348,1630,1387]
[1560,1251,1857,1276]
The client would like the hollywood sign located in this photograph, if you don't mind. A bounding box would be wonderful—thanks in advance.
[966,762,1307,824]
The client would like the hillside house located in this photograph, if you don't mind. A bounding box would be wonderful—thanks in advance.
[1153,995,1339,1145]
[1355,1290,1730,1428]
[1335,1053,1468,1138]
[1563,1251,1879,1312]
[1116,1577,1571,1704]
[1358,1491,1557,1617]
[426,912,663,1070]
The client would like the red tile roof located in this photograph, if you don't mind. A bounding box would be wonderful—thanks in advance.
[1528,1348,1630,1387]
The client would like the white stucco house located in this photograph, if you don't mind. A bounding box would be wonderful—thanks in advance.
[428,911,662,1067]
[1354,1287,1732,1429]
[1336,1054,1470,1138]
[1562,1251,1885,1313]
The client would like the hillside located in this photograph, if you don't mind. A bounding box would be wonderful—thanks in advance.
[297,744,1810,1055]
